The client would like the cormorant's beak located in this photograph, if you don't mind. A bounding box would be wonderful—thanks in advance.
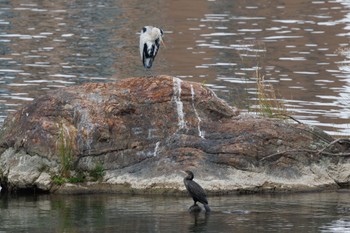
[180,170,187,175]
[160,37,166,48]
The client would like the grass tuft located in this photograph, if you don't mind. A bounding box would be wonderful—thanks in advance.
[89,163,105,181]
[256,69,288,118]
[58,123,74,178]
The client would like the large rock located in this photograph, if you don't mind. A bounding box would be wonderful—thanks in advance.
[0,75,349,194]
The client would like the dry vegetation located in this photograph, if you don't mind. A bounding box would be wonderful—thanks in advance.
[255,69,288,118]
[237,39,289,118]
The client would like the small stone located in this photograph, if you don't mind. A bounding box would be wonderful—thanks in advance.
[35,172,52,191]
[188,204,202,213]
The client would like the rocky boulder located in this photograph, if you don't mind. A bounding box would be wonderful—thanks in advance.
[0,75,349,194]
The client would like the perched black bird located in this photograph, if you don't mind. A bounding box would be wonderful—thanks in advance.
[139,26,165,68]
[183,170,211,213]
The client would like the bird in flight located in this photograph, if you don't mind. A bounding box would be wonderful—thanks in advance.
[139,26,165,69]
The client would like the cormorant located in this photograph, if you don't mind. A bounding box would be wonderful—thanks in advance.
[139,26,165,68]
[183,170,211,213]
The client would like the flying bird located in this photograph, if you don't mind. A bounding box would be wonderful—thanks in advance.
[139,26,165,68]
[183,170,211,213]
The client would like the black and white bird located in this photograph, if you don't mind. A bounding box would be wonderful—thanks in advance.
[139,26,165,69]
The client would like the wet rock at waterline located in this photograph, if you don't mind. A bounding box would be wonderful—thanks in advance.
[0,75,349,194]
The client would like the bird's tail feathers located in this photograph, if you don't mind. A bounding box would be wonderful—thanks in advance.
[143,57,153,69]
[204,204,211,213]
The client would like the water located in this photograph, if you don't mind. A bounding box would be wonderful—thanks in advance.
[1,192,350,232]
[1,1,350,230]
[1,0,350,136]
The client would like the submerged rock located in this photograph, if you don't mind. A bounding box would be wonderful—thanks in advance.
[0,75,349,194]
[188,204,202,213]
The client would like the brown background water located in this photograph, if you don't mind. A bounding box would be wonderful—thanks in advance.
[1,0,350,136]
[2,1,350,231]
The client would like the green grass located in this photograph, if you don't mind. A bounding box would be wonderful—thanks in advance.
[53,124,106,185]
[52,176,67,185]
[58,123,74,178]
[52,123,77,185]
[89,163,105,181]
[52,124,105,185]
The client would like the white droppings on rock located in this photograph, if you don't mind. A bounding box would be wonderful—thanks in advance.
[190,84,205,139]
[147,128,157,139]
[132,127,143,135]
[172,77,186,129]
[153,141,160,157]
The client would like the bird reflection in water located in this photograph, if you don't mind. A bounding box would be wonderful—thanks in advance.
[188,210,210,232]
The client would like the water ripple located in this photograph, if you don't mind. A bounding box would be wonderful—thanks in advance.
[0,0,350,136]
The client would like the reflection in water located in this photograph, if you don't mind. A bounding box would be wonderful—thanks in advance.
[1,192,350,232]
[1,0,350,135]
[188,211,209,233]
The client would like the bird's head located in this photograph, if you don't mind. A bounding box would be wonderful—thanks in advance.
[182,170,194,180]
[151,27,165,48]
[141,26,166,48]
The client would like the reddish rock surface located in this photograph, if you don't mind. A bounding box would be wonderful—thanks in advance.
[0,75,349,194]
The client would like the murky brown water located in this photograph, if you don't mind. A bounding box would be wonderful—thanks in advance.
[1,192,350,232]
[2,1,350,231]
[1,0,350,136]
